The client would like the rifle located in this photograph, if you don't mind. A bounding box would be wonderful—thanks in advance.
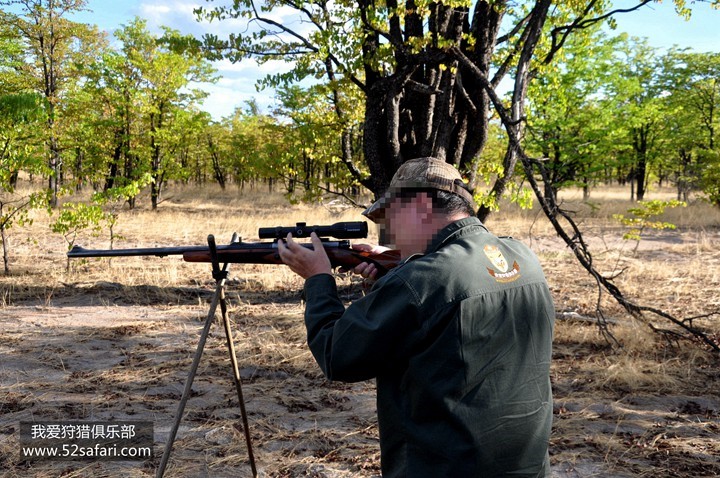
[67,221,401,277]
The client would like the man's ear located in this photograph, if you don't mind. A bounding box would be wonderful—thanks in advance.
[416,192,435,223]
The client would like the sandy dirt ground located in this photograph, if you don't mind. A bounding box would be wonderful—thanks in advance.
[1,229,719,477]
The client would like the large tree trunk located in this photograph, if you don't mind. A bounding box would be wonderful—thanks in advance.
[357,0,550,218]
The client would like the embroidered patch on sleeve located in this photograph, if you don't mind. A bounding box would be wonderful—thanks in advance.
[484,244,521,283]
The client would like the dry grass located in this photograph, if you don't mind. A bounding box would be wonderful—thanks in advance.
[1,182,719,477]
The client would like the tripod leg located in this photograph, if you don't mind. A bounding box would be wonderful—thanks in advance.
[155,279,224,478]
[219,287,258,477]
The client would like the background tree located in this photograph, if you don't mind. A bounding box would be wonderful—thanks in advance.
[76,33,147,206]
[273,84,366,203]
[603,36,668,201]
[0,0,106,207]
[224,104,282,192]
[73,18,217,208]
[658,49,720,204]
[524,28,624,200]
[0,92,48,274]
[116,19,217,209]
[173,110,216,186]
[204,119,231,189]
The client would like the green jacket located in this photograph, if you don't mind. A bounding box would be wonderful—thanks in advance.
[303,217,554,477]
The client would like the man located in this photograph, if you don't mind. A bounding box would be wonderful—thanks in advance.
[278,157,555,477]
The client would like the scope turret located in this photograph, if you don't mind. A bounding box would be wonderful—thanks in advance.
[258,221,368,240]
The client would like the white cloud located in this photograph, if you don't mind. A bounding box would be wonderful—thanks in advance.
[139,0,196,23]
[135,1,198,34]
[216,57,293,76]
[141,4,172,15]
[194,81,277,119]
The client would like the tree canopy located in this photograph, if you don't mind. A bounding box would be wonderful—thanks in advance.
[194,0,719,214]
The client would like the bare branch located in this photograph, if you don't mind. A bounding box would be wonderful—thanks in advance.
[520,153,719,353]
[276,173,368,208]
[542,0,654,65]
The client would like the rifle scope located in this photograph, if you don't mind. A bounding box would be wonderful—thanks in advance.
[259,221,368,240]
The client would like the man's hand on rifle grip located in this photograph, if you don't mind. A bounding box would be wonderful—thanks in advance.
[345,243,390,282]
[277,232,333,280]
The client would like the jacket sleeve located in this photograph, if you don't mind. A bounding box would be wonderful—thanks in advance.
[303,272,421,382]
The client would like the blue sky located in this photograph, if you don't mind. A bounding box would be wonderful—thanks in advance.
[610,0,720,53]
[63,0,720,120]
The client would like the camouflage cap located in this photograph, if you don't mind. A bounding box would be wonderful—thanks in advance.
[362,157,476,221]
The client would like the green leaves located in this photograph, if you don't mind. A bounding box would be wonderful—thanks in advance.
[0,93,48,193]
[51,202,106,247]
[613,199,687,253]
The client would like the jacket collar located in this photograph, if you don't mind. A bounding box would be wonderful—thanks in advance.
[424,216,487,254]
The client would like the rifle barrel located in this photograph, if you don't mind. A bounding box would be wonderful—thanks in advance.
[67,241,351,259]
[67,245,209,258]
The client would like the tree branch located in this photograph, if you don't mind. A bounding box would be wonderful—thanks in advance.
[520,147,719,353]
[276,173,368,208]
[542,0,654,65]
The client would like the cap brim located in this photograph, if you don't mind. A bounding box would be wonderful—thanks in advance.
[361,191,394,222]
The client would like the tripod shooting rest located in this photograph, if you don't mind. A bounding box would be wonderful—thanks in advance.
[156,233,257,478]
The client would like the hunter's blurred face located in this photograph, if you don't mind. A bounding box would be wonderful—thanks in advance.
[378,192,434,258]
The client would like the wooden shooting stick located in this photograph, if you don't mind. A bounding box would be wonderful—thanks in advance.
[156,233,257,478]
